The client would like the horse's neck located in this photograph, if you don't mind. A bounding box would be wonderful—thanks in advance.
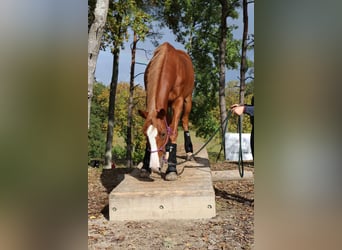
[146,78,169,114]
[146,92,156,113]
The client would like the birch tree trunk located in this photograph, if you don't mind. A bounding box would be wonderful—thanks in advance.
[88,0,109,129]
[219,0,229,159]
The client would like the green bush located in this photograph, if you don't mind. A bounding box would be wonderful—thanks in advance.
[112,145,126,161]
[132,150,144,165]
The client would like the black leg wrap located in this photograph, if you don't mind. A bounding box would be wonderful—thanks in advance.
[184,131,193,153]
[142,145,151,173]
[166,143,177,174]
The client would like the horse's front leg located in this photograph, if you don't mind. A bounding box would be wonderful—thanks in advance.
[164,142,177,181]
[165,99,183,181]
[140,143,151,178]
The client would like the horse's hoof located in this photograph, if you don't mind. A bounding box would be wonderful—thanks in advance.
[186,152,193,161]
[165,172,177,181]
[151,166,161,174]
[140,169,151,178]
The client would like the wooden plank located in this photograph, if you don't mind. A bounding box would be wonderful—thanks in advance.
[109,146,216,221]
[211,170,254,182]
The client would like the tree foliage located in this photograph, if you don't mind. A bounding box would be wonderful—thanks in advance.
[115,82,147,164]
[88,82,109,160]
[101,0,155,168]
[225,80,253,133]
[193,80,253,139]
[88,82,147,164]
[88,0,254,164]
[88,0,97,31]
[101,0,152,52]
[154,0,243,138]
[88,0,110,129]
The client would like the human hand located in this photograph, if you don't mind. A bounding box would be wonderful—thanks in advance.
[230,104,245,116]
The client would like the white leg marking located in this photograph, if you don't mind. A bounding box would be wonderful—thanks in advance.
[147,125,160,172]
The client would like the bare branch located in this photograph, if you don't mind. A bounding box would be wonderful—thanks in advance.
[136,47,153,61]
[237,75,254,81]
[134,72,145,79]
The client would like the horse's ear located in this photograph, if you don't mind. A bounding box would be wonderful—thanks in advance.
[138,110,148,119]
[157,109,166,119]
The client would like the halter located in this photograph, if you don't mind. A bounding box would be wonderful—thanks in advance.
[149,118,173,153]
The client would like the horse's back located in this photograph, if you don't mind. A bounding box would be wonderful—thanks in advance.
[176,50,194,92]
[161,43,194,96]
[145,43,194,109]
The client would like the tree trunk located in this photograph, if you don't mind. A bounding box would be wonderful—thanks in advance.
[219,0,229,159]
[104,46,120,169]
[240,0,248,105]
[126,33,138,168]
[238,0,248,134]
[88,0,109,130]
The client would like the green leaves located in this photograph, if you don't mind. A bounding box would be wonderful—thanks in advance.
[160,0,252,138]
[88,82,147,163]
[130,8,151,41]
[101,0,152,51]
[88,82,108,160]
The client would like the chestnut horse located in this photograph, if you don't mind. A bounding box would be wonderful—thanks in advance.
[138,42,195,181]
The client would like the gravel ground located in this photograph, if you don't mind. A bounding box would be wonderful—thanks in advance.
[88,162,254,249]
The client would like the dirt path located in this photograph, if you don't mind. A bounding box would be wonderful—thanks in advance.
[88,162,254,249]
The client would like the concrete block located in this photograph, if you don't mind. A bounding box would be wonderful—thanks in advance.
[109,147,216,221]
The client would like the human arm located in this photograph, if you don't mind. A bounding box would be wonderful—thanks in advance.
[230,104,254,117]
[244,105,254,117]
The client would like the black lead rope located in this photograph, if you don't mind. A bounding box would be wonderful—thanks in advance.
[175,112,231,175]
[193,111,232,158]
[238,115,244,177]
[221,110,244,178]
[176,110,244,178]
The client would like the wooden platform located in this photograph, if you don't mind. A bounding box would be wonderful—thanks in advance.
[109,146,216,221]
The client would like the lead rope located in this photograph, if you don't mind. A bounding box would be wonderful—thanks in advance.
[220,110,244,177]
[238,115,244,177]
[175,113,231,175]
[177,109,245,178]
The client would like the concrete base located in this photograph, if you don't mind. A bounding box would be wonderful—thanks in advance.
[211,170,254,182]
[109,147,216,221]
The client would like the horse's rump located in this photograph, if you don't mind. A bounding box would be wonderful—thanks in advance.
[144,42,194,115]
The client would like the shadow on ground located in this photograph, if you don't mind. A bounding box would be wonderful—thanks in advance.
[214,187,254,206]
[100,168,134,219]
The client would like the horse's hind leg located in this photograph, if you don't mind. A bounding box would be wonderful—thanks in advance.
[182,95,194,160]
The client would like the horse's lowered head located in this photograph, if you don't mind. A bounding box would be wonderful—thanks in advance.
[138,109,172,172]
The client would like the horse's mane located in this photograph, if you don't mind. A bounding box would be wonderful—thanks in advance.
[145,43,173,115]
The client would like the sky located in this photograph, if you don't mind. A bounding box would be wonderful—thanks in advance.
[95,4,254,86]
